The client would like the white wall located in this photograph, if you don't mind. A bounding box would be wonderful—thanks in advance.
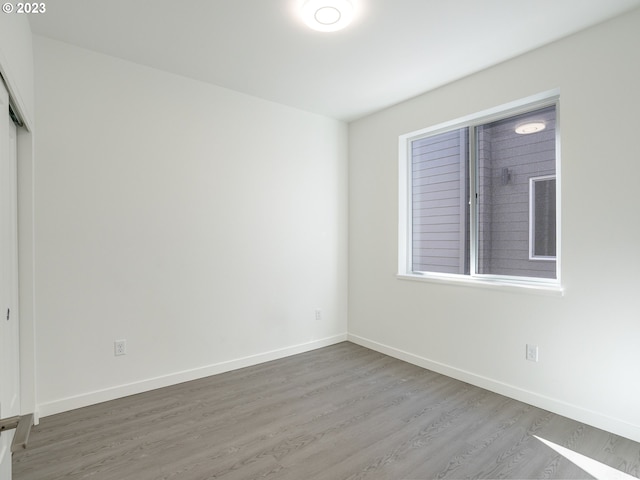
[348,9,640,442]
[33,36,348,415]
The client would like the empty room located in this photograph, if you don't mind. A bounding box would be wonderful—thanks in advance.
[1,1,639,479]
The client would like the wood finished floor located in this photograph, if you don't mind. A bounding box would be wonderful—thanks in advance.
[13,342,640,480]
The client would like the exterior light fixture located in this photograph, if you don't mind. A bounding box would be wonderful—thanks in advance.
[515,122,546,134]
[301,0,354,32]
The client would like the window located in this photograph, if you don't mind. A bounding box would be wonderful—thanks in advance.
[399,95,560,288]
[529,176,556,260]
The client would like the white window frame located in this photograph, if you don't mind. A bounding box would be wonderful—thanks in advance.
[529,175,557,261]
[398,90,563,295]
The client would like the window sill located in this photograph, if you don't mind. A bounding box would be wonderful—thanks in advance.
[397,273,564,297]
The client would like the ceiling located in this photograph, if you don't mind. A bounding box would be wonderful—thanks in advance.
[29,0,640,122]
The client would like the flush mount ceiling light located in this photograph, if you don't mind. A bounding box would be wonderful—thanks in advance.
[515,122,546,135]
[301,0,354,32]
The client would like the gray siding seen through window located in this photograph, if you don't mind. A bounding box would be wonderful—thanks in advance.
[411,129,469,274]
[477,106,556,279]
[410,104,557,280]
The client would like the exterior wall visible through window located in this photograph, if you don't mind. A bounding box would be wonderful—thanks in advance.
[400,97,559,288]
[476,105,556,279]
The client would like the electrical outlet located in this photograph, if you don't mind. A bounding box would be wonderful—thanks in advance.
[526,344,539,362]
[114,339,127,356]
[315,309,322,321]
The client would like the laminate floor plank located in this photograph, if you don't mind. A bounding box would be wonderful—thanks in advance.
[13,342,640,479]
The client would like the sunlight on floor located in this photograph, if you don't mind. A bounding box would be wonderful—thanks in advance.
[534,435,636,480]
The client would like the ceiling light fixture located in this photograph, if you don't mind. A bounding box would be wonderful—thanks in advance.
[301,0,354,32]
[515,122,546,135]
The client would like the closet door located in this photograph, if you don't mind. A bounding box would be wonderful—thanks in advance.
[0,80,20,480]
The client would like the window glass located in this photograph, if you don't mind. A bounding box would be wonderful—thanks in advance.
[404,100,558,284]
[411,129,469,274]
[476,105,556,279]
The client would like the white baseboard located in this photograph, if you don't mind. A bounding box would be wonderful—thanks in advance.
[37,333,348,418]
[348,333,640,443]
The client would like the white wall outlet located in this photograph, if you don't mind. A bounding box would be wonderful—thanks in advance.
[114,339,127,356]
[315,309,322,321]
[526,344,539,362]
